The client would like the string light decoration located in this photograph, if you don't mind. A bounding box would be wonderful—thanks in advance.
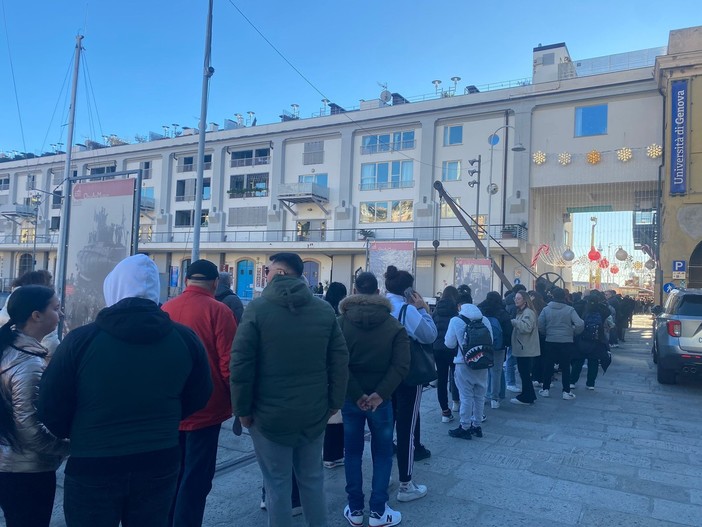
[633,261,644,271]
[586,150,602,164]
[617,147,633,162]
[646,143,663,158]
[558,152,572,166]
[532,151,547,165]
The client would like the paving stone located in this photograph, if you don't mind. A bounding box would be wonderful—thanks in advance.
[651,499,702,525]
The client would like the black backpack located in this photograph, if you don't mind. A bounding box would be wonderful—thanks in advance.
[459,315,494,370]
[581,310,604,342]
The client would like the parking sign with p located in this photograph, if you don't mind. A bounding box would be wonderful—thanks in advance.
[672,260,686,280]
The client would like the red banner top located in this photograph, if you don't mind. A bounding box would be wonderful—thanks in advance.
[73,178,135,200]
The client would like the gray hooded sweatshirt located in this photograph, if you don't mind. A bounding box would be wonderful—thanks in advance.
[538,301,584,343]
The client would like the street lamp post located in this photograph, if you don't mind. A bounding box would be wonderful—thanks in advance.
[486,125,525,260]
[30,194,40,271]
[467,155,481,257]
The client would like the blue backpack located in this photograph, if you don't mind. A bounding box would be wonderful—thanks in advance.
[486,316,504,350]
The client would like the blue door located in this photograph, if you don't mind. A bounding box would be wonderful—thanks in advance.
[236,260,255,300]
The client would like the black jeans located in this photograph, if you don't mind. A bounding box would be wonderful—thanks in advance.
[323,422,344,461]
[571,357,598,387]
[392,383,422,483]
[0,471,56,527]
[516,357,537,403]
[542,341,575,393]
[434,348,459,412]
[64,464,179,527]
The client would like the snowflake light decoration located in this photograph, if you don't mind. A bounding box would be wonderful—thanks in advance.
[646,143,662,158]
[532,151,546,165]
[558,152,572,166]
[586,150,601,165]
[617,147,633,162]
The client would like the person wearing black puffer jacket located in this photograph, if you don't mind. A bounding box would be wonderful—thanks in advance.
[432,286,460,423]
[478,292,513,409]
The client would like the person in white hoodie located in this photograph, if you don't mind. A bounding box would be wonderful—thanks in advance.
[444,291,493,440]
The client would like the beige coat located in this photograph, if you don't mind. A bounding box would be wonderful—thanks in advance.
[510,307,541,358]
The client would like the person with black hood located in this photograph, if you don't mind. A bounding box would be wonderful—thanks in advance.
[385,266,437,503]
[215,271,244,323]
[338,272,409,527]
[537,287,584,400]
[432,286,460,423]
[37,254,213,527]
[478,291,512,409]
[571,290,611,390]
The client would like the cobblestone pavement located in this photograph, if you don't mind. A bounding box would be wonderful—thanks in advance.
[23,315,702,526]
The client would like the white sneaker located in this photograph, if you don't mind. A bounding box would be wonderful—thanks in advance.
[506,384,520,393]
[397,481,427,502]
[538,389,550,397]
[562,391,576,400]
[369,505,402,527]
[490,400,500,409]
[532,380,542,388]
[344,505,364,527]
[570,384,576,389]
[587,386,595,391]
[451,401,460,412]
[324,458,344,469]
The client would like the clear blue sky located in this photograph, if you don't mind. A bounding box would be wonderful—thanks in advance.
[1,1,699,154]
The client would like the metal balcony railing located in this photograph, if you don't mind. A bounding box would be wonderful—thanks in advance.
[230,156,270,168]
[176,162,211,173]
[278,182,329,201]
[360,140,416,155]
[227,188,269,198]
[359,180,415,191]
[0,233,58,245]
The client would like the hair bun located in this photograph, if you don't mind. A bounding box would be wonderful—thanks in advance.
[385,265,398,278]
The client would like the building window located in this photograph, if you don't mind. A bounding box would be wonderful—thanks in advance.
[179,156,194,172]
[228,173,269,198]
[443,125,463,146]
[176,179,195,201]
[25,174,36,190]
[303,141,324,165]
[201,209,209,227]
[0,177,9,191]
[360,161,413,190]
[360,200,413,223]
[50,216,60,230]
[140,161,152,179]
[442,161,461,181]
[89,165,116,178]
[440,198,460,218]
[230,148,270,168]
[202,178,211,200]
[361,130,415,154]
[575,104,607,137]
[175,210,193,227]
[298,173,328,187]
[52,190,62,209]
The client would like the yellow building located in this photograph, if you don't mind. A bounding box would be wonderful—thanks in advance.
[656,26,702,299]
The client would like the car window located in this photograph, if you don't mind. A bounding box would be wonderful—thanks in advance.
[677,295,702,316]
[665,294,679,314]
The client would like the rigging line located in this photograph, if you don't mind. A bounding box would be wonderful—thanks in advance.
[82,52,104,143]
[81,63,95,144]
[38,53,75,155]
[1,0,28,156]
[224,0,467,176]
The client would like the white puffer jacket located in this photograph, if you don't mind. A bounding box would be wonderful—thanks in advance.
[0,332,68,472]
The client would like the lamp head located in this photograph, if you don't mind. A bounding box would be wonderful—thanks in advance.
[511,143,526,152]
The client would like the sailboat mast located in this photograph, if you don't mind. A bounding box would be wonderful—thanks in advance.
[55,34,83,316]
[191,0,214,261]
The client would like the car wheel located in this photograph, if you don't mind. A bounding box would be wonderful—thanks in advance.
[657,363,677,385]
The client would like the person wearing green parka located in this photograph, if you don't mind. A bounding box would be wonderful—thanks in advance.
[230,252,349,527]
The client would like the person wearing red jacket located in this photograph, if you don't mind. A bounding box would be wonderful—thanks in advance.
[162,259,237,527]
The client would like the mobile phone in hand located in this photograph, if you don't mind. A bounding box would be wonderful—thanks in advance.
[404,287,416,303]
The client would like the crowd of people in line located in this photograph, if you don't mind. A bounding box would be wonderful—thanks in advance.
[0,253,635,527]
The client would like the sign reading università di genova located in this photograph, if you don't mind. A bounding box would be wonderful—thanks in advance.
[670,79,688,196]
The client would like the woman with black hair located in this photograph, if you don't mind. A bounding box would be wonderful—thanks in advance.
[0,285,68,527]
[432,286,460,422]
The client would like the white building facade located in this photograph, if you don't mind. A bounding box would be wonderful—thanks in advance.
[0,41,668,300]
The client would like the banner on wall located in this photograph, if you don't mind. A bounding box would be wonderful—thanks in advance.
[670,79,688,196]
[368,240,416,292]
[454,258,492,305]
[169,266,179,288]
[63,178,136,332]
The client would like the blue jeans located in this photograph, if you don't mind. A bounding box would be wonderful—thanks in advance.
[504,347,517,386]
[487,349,506,400]
[170,424,222,527]
[342,399,394,515]
[64,464,179,527]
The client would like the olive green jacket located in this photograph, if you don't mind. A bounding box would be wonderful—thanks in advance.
[230,276,349,446]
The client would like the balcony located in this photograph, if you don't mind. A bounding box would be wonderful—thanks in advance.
[359,180,415,191]
[175,194,196,202]
[227,188,269,199]
[0,203,34,222]
[176,162,211,173]
[360,140,416,155]
[0,233,58,245]
[277,183,329,215]
[140,197,155,211]
[230,156,270,168]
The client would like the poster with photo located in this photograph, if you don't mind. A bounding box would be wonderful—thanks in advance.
[454,258,493,305]
[63,178,136,332]
[368,240,416,293]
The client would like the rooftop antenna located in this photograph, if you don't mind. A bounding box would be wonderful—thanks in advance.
[172,123,181,136]
[290,104,299,118]
[162,125,170,137]
[247,111,255,126]
[451,76,461,92]
[321,98,329,116]
[432,79,442,95]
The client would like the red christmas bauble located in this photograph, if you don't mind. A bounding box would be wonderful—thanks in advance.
[598,258,609,269]
[588,247,601,261]
[610,265,619,274]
